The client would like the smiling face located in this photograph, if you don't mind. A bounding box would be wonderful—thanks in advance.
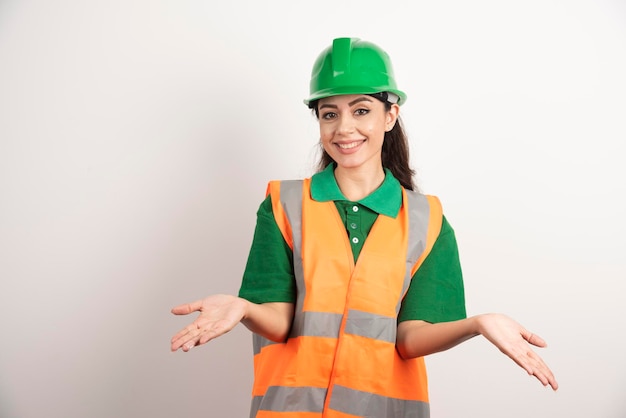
[317,94,399,175]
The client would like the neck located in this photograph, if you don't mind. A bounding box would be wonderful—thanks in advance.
[334,165,385,201]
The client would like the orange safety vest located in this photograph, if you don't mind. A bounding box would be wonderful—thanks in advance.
[250,178,443,418]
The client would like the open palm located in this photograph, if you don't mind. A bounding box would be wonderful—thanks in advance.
[170,294,247,352]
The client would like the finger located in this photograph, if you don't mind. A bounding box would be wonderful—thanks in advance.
[171,324,199,346]
[524,350,558,391]
[171,336,191,352]
[171,338,188,352]
[531,356,558,391]
[500,338,558,391]
[172,335,199,352]
[531,371,549,388]
[181,337,198,352]
[172,322,224,351]
[181,327,221,352]
[503,346,544,382]
[530,366,555,389]
[547,374,559,391]
[197,325,227,345]
[198,334,212,346]
[171,329,202,352]
[171,300,203,315]
[525,331,547,348]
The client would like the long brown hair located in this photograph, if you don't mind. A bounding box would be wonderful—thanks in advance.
[312,97,417,191]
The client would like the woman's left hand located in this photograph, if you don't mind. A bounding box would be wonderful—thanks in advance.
[477,313,559,390]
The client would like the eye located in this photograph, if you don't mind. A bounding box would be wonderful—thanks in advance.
[354,108,370,116]
[321,111,337,120]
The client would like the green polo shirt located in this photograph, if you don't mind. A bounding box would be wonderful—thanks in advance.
[238,164,466,323]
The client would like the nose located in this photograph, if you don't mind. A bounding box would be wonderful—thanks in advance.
[337,114,356,135]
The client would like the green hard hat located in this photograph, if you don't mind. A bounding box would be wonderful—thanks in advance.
[304,37,407,107]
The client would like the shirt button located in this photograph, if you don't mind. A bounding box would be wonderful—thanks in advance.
[352,205,359,212]
[350,223,357,229]
[352,237,359,244]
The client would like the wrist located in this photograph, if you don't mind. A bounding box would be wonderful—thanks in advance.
[471,314,491,336]
[239,297,252,321]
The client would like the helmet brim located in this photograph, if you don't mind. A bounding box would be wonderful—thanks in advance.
[303,87,407,107]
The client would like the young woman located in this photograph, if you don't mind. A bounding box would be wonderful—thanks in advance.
[170,37,558,418]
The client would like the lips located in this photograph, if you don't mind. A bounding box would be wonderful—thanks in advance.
[336,140,365,150]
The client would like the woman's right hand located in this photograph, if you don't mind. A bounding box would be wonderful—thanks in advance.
[170,294,248,352]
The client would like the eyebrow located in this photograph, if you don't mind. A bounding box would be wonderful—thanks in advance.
[319,96,373,110]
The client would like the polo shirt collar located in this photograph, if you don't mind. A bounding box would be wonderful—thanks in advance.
[310,163,402,218]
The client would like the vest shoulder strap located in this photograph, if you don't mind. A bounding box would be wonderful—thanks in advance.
[405,191,443,276]
[266,180,304,251]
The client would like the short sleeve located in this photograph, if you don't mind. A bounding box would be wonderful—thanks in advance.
[237,195,297,304]
[398,216,467,323]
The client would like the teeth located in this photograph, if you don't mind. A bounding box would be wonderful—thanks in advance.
[338,141,361,149]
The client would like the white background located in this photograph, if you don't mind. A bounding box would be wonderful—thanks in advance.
[1,1,625,417]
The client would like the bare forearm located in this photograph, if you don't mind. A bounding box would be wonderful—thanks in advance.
[396,316,483,359]
[398,313,559,390]
[241,301,294,343]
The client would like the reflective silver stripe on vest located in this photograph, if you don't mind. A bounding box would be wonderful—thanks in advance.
[254,310,343,354]
[259,309,395,343]
[252,180,304,356]
[290,310,342,338]
[400,190,430,313]
[405,190,429,266]
[329,385,430,418]
[253,386,326,414]
[276,180,308,338]
[344,309,397,343]
[277,180,306,318]
[249,396,262,418]
[252,333,274,355]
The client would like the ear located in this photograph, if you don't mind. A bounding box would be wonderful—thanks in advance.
[385,104,400,132]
